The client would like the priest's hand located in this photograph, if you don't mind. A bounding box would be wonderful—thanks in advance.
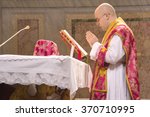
[86,31,98,47]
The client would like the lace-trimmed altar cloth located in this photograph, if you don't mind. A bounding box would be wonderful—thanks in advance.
[0,55,92,96]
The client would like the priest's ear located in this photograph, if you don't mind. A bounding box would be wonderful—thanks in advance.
[105,13,110,20]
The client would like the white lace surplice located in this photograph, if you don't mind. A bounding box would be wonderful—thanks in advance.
[90,35,131,100]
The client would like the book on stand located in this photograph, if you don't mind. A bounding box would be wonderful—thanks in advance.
[60,30,88,60]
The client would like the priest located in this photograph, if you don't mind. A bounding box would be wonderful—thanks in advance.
[86,3,140,100]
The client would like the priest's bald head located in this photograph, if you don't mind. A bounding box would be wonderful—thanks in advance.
[95,3,117,31]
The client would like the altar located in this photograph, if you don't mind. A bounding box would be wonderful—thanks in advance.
[0,55,92,97]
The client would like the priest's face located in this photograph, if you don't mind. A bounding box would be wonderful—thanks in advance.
[95,11,109,31]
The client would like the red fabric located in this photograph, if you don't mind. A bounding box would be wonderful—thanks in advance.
[33,39,59,56]
[114,25,140,100]
[90,48,107,100]
[91,24,140,100]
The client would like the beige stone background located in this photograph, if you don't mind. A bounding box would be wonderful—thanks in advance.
[0,0,150,99]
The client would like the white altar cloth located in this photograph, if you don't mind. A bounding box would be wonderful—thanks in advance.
[0,55,92,96]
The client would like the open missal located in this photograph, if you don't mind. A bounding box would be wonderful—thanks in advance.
[60,30,88,60]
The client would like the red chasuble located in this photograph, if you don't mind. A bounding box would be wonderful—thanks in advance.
[90,17,140,100]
